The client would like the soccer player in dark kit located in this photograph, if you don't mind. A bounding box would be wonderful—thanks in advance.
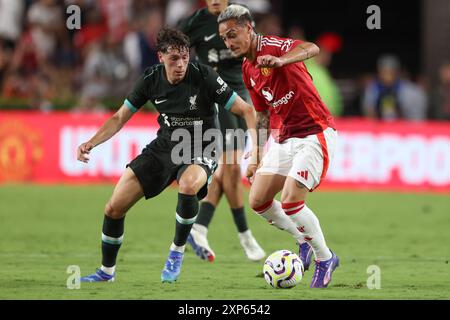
[179,0,265,263]
[77,27,258,283]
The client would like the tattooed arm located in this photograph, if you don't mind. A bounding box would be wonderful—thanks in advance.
[256,110,270,162]
[246,109,270,183]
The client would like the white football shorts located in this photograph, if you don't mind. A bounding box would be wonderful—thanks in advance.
[256,127,338,190]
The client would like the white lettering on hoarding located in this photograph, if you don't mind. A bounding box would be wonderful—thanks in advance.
[58,125,450,187]
[60,126,155,176]
[328,133,450,186]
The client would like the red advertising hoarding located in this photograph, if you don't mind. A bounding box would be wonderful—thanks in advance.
[0,111,449,192]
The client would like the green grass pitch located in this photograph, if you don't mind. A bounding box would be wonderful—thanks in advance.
[0,185,449,299]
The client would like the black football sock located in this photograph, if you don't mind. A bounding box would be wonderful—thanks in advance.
[173,193,199,246]
[231,207,249,233]
[194,202,216,228]
[101,215,125,267]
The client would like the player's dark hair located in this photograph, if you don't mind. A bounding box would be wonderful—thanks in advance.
[156,27,190,53]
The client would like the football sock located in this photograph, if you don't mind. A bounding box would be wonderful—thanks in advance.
[192,223,208,236]
[170,242,185,253]
[101,215,124,271]
[174,193,199,246]
[100,265,115,276]
[231,207,249,233]
[194,202,215,228]
[253,199,303,241]
[282,201,332,261]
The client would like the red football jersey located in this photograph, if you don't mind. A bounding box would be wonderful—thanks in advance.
[242,35,336,142]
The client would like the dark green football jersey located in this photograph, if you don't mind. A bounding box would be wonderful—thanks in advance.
[125,62,237,144]
[178,8,245,91]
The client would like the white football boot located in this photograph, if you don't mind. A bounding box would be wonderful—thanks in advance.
[238,230,266,261]
[187,225,216,262]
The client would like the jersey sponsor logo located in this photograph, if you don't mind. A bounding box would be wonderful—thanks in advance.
[161,113,170,127]
[155,98,167,104]
[260,67,271,76]
[189,95,198,110]
[166,115,204,127]
[208,48,219,63]
[208,48,234,63]
[204,33,217,42]
[216,77,228,95]
[261,87,274,102]
[270,90,295,108]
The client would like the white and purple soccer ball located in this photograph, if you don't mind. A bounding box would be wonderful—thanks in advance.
[263,250,304,289]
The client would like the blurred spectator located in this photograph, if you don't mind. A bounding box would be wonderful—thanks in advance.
[304,32,344,117]
[124,8,162,75]
[27,0,64,61]
[0,0,25,48]
[0,0,441,119]
[0,0,25,89]
[97,0,131,43]
[363,54,428,121]
[165,0,198,26]
[256,13,282,35]
[345,73,374,117]
[245,0,271,14]
[73,1,108,52]
[74,34,132,113]
[287,24,306,41]
[431,61,450,120]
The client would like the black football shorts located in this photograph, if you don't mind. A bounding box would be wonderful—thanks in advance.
[127,138,217,200]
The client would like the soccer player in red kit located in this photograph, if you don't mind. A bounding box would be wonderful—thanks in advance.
[218,5,339,288]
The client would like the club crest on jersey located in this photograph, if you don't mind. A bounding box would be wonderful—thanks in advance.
[261,67,271,76]
[261,87,274,102]
[189,95,198,110]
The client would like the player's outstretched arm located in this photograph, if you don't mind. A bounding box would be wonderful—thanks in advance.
[256,42,320,69]
[77,104,134,163]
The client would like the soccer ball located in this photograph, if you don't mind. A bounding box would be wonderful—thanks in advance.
[263,250,304,289]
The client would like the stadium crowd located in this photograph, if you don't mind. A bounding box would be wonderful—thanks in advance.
[0,0,449,120]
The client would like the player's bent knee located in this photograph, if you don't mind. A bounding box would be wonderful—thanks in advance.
[249,195,271,212]
[178,178,201,195]
[281,180,309,203]
[104,201,126,219]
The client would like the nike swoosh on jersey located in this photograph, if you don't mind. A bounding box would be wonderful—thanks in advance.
[155,99,167,104]
[204,34,216,41]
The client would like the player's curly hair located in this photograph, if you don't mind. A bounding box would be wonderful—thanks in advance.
[156,27,190,53]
